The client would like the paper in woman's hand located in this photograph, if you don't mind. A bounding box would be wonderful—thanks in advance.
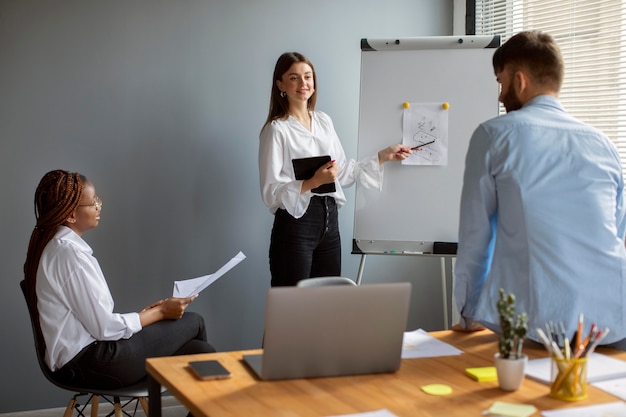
[173,251,246,297]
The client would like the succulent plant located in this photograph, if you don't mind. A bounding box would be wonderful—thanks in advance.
[497,288,528,359]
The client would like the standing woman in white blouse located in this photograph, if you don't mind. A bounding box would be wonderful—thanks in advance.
[259,52,412,287]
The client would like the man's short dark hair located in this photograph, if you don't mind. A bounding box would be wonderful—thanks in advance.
[492,31,564,92]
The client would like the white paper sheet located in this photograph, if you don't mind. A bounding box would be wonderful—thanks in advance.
[173,251,246,297]
[593,377,626,401]
[401,328,463,358]
[525,353,626,384]
[541,401,626,417]
[401,102,449,166]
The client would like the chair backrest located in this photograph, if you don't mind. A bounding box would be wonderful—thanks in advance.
[296,276,357,287]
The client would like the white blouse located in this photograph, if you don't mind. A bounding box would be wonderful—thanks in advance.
[259,111,383,218]
[36,226,141,371]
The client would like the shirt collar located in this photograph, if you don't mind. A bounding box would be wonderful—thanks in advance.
[524,94,564,111]
[55,225,93,255]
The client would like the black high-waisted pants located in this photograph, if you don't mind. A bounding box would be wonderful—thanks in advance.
[269,196,341,287]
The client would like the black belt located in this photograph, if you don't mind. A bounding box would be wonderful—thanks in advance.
[311,195,335,204]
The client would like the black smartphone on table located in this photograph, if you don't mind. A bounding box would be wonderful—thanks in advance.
[188,360,232,380]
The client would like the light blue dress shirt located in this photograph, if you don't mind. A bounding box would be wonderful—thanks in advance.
[454,95,626,344]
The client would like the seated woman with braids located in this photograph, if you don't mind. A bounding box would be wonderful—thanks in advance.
[24,170,216,389]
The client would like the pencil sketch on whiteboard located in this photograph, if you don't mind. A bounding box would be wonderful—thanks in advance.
[401,102,449,166]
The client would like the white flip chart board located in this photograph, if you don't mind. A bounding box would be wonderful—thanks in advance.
[353,36,500,255]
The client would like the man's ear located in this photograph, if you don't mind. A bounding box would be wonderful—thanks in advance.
[513,70,534,103]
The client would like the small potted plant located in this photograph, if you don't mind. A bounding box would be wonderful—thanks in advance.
[494,288,529,391]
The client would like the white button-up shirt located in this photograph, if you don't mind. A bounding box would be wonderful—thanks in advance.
[37,226,141,370]
[259,111,382,218]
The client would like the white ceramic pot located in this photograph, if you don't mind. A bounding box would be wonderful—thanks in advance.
[494,352,528,391]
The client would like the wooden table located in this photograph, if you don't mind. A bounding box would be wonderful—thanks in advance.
[146,330,626,417]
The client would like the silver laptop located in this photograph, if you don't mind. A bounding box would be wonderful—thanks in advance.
[243,282,411,380]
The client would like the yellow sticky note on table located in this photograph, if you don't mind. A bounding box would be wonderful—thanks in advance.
[420,384,452,396]
[465,366,497,382]
[487,401,537,417]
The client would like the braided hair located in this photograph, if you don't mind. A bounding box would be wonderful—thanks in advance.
[23,170,85,312]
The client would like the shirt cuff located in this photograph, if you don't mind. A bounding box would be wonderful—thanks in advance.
[124,312,142,334]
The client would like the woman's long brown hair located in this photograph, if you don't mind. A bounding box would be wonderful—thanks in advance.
[261,52,318,132]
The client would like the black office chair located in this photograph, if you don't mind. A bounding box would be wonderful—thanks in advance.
[20,279,156,417]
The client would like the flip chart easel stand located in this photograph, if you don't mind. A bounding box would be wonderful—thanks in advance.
[355,253,457,330]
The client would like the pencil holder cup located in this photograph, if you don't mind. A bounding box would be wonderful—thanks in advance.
[550,357,588,401]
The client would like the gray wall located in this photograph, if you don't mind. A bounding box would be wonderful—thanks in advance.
[0,0,453,412]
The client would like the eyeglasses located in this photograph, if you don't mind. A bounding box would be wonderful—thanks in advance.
[78,196,102,211]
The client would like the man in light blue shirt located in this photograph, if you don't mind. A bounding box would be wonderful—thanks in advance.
[454,31,626,347]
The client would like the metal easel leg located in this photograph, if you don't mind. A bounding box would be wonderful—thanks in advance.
[450,257,459,325]
[356,254,367,285]
[440,257,449,330]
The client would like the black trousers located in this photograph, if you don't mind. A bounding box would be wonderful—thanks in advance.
[54,312,215,389]
[269,196,341,287]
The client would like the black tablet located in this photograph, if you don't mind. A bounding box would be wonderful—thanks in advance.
[292,155,336,194]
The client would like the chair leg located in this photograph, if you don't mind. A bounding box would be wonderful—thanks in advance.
[113,396,122,417]
[63,398,76,417]
[138,397,149,417]
[91,395,99,417]
[72,393,95,417]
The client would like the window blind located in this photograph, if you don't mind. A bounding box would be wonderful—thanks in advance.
[473,0,626,175]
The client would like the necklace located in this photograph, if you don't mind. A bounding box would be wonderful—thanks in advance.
[290,112,311,130]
